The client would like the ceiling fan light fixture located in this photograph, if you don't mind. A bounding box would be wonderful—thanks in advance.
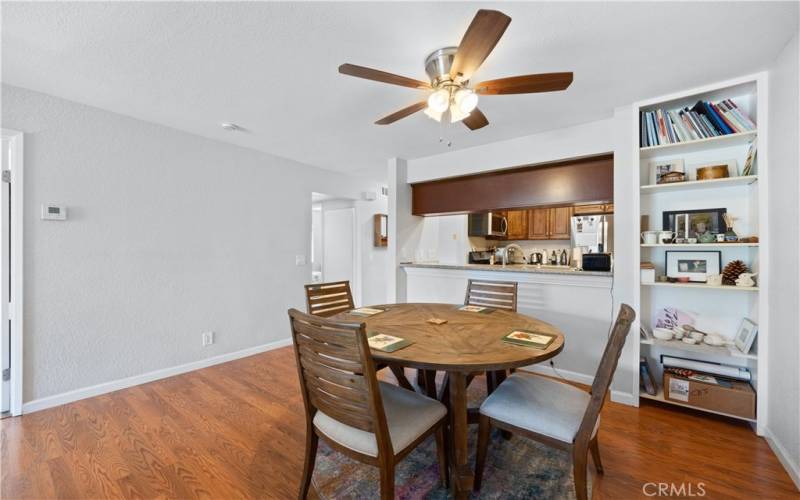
[449,103,471,123]
[427,89,450,113]
[454,89,479,113]
[424,106,444,122]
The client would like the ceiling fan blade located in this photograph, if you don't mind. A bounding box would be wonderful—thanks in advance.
[450,10,511,80]
[339,63,431,89]
[474,72,574,95]
[462,108,489,130]
[375,101,428,125]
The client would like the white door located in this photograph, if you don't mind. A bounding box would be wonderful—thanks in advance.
[322,208,355,286]
[1,139,10,413]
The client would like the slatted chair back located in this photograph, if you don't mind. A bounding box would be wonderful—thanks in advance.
[288,309,392,453]
[305,281,355,317]
[576,304,636,444]
[464,279,518,311]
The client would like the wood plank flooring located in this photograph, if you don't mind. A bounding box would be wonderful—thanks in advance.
[2,346,797,499]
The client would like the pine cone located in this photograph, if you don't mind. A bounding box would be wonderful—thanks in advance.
[722,260,748,285]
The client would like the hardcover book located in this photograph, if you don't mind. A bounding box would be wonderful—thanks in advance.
[350,307,385,317]
[367,333,412,352]
[502,330,557,349]
[458,305,493,313]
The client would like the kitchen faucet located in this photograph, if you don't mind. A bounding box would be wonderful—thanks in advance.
[501,244,526,266]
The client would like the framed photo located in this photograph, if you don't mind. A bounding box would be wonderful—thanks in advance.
[649,159,685,185]
[663,208,727,240]
[665,250,721,282]
[734,318,758,354]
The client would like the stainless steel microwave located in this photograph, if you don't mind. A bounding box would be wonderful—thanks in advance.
[468,212,508,238]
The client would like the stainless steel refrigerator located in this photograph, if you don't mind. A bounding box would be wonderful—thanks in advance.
[570,214,613,254]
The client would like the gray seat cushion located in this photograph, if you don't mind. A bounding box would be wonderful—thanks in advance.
[480,373,597,443]
[314,381,446,457]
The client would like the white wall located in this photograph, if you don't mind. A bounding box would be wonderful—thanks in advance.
[1,84,384,404]
[406,118,614,183]
[766,33,800,488]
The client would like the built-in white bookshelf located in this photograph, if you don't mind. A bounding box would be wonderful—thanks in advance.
[632,73,767,433]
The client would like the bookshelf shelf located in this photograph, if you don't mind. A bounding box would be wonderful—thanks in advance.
[640,337,757,360]
[641,243,758,248]
[640,130,757,159]
[639,388,757,423]
[640,175,758,193]
[642,282,759,292]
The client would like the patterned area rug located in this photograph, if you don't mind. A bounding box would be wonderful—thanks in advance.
[311,378,591,499]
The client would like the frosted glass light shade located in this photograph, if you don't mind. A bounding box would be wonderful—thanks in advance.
[427,89,450,113]
[454,89,478,113]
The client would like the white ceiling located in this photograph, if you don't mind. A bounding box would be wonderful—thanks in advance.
[2,2,797,176]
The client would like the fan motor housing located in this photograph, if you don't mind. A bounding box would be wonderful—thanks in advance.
[424,47,459,84]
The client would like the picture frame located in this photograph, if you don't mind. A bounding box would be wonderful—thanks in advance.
[734,318,758,354]
[662,208,727,240]
[649,159,685,185]
[665,250,721,282]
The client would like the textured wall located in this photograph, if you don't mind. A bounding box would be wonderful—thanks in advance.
[2,84,382,402]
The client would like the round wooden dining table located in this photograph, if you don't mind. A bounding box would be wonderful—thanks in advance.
[333,303,565,500]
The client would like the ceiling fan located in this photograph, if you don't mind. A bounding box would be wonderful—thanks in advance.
[338,9,573,131]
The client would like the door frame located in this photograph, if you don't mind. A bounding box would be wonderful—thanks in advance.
[2,129,23,416]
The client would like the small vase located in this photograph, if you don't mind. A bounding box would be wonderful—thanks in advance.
[724,227,738,242]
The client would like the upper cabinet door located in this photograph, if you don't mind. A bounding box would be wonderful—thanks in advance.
[505,210,528,240]
[549,207,573,240]
[527,208,549,239]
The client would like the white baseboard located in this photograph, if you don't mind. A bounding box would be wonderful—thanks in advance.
[519,364,595,386]
[764,427,800,491]
[610,390,638,406]
[22,337,293,414]
[519,364,637,407]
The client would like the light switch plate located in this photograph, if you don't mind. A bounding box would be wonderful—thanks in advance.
[295,255,307,266]
[41,204,67,220]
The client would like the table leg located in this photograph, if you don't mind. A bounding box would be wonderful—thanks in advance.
[449,371,472,499]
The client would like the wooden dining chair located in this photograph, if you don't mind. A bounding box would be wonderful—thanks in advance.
[304,280,355,317]
[474,304,636,500]
[304,281,414,390]
[288,309,448,499]
[464,279,519,312]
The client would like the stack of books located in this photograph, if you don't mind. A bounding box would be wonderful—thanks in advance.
[640,99,756,147]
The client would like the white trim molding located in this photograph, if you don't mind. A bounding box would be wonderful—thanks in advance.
[764,427,800,491]
[22,337,293,414]
[1,128,23,416]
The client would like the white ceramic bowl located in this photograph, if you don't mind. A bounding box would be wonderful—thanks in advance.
[682,337,699,345]
[653,328,674,340]
[690,331,705,341]
[704,335,726,346]
[672,328,685,340]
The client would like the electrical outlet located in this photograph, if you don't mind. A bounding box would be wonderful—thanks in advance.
[202,331,214,346]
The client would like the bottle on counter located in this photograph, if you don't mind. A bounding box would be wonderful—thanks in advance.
[550,251,558,265]
[560,249,568,266]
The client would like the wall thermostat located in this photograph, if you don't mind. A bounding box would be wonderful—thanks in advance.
[41,204,67,221]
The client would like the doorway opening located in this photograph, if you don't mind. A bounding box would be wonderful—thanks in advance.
[1,129,23,417]
[311,192,358,303]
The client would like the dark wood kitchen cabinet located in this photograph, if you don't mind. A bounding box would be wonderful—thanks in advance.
[505,210,529,240]
[526,207,572,240]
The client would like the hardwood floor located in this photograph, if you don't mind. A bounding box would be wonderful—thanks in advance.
[2,346,797,499]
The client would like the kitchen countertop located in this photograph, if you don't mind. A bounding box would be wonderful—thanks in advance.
[400,262,613,277]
